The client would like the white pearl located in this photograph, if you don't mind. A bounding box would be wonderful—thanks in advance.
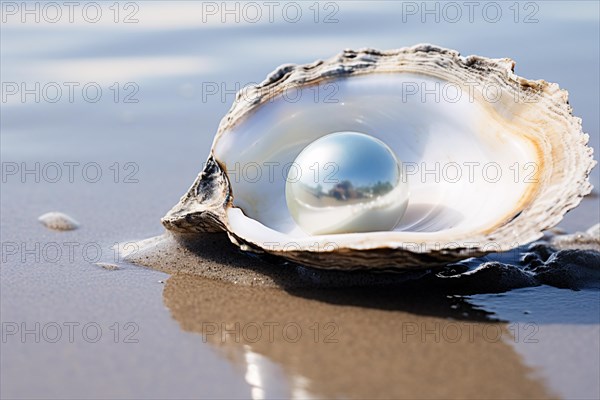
[286,131,409,235]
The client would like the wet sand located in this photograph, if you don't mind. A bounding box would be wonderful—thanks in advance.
[120,227,599,399]
[163,274,555,399]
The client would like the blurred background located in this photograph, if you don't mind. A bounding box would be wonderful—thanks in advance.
[1,1,599,399]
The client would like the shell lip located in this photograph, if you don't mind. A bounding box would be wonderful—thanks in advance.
[222,206,544,255]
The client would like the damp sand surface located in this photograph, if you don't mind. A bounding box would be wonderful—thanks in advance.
[2,2,600,399]
[125,227,599,399]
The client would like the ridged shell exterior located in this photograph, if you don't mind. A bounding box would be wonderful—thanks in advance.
[161,44,595,271]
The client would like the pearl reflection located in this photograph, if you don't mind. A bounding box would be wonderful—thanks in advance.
[285,131,409,235]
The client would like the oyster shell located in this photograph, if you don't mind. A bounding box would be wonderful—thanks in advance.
[162,44,595,271]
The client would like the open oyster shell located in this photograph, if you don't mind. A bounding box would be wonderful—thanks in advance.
[162,44,595,271]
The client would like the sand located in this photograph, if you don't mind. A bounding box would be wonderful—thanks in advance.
[2,2,600,399]
[163,274,555,399]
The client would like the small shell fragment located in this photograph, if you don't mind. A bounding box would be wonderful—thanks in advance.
[550,224,600,251]
[38,212,80,231]
[95,262,120,271]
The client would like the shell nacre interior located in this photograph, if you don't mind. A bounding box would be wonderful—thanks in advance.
[215,73,537,244]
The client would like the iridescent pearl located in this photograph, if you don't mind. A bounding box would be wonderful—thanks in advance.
[285,131,409,235]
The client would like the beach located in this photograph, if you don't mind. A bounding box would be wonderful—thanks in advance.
[1,2,599,399]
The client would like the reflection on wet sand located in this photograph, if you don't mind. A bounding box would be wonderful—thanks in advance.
[163,274,555,399]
